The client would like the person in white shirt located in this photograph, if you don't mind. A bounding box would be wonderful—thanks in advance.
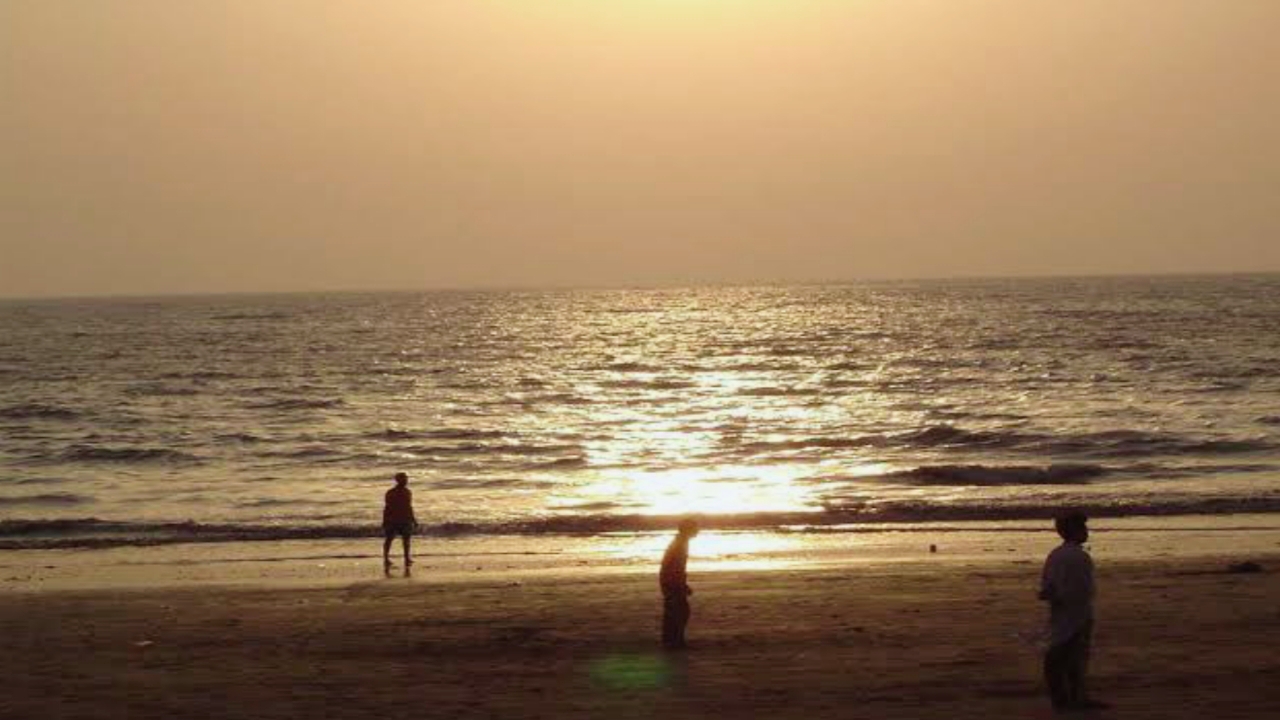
[1039,511,1107,712]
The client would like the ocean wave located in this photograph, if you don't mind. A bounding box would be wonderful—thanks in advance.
[360,366,432,377]
[526,393,593,406]
[0,493,91,507]
[599,378,697,391]
[825,361,871,371]
[926,409,1032,422]
[1043,430,1272,458]
[1113,461,1277,478]
[497,444,585,456]
[232,497,351,509]
[524,456,589,470]
[895,425,1032,447]
[737,436,879,453]
[720,361,797,372]
[8,476,73,485]
[737,386,822,398]
[1188,365,1279,381]
[215,432,264,443]
[431,477,537,490]
[210,312,290,321]
[0,403,80,421]
[734,426,1036,454]
[124,383,201,397]
[370,428,509,442]
[247,398,346,411]
[601,361,665,373]
[823,379,872,389]
[1258,416,1280,426]
[160,370,242,381]
[547,500,640,511]
[59,445,201,464]
[260,446,346,459]
[396,442,581,459]
[817,496,1280,524]
[1192,381,1248,393]
[6,495,1280,549]
[873,464,1107,486]
[734,425,1273,458]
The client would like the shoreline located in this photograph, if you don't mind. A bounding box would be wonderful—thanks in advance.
[3,513,1278,593]
[8,489,1280,552]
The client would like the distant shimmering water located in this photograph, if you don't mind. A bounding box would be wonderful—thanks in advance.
[2,276,1279,547]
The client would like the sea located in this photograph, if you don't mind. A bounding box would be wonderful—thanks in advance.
[2,275,1279,550]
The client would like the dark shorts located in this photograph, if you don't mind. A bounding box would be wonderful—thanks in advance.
[383,522,414,539]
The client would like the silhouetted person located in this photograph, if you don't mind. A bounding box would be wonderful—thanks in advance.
[382,472,417,569]
[660,518,699,649]
[1039,511,1106,712]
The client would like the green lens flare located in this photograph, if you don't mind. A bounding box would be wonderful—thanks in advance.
[589,654,674,691]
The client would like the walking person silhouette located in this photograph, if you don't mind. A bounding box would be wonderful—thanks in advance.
[660,518,699,650]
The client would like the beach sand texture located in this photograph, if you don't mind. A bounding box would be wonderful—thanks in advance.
[2,555,1277,719]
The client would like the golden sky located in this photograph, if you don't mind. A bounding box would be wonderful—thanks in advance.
[2,1,1277,297]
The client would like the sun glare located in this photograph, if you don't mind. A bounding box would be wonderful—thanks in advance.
[601,529,802,566]
[561,464,819,516]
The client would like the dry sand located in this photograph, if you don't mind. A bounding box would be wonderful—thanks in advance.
[1,552,1277,719]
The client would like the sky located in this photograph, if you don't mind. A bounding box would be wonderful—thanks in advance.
[2,1,1278,298]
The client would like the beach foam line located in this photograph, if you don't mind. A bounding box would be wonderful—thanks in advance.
[6,496,1280,549]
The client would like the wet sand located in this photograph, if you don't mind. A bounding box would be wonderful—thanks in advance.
[7,514,1280,591]
[1,552,1277,719]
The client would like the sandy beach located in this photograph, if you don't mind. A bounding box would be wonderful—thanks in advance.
[6,3,1280,719]
[2,542,1277,719]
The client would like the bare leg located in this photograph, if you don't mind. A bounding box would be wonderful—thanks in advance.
[662,594,690,649]
[403,534,413,566]
[383,535,394,566]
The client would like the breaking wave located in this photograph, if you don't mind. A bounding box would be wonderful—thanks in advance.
[732,425,1273,458]
[0,493,92,507]
[369,428,509,442]
[124,383,201,397]
[59,446,201,464]
[247,398,346,411]
[6,494,1280,549]
[0,403,80,421]
[873,464,1107,486]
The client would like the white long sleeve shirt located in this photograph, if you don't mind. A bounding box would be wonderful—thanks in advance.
[1040,541,1095,646]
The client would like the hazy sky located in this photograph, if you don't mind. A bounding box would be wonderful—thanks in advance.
[2,1,1277,298]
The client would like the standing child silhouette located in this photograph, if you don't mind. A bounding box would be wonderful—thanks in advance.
[382,472,417,570]
[1039,511,1108,712]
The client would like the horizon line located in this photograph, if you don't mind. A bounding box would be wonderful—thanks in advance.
[2,269,1277,303]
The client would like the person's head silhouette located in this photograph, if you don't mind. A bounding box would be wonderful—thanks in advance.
[677,518,700,539]
[1054,511,1088,544]
[394,472,408,488]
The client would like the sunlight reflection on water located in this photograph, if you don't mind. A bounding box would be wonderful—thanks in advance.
[565,465,822,516]
[2,279,1279,539]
